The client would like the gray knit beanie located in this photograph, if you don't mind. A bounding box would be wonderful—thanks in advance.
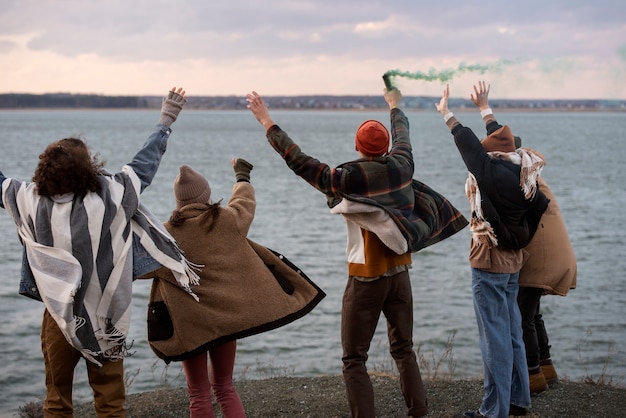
[174,165,211,209]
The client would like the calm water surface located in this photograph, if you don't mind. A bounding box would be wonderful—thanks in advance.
[0,109,624,415]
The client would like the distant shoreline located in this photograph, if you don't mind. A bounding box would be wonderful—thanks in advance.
[1,93,624,112]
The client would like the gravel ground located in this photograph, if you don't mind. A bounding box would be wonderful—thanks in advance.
[65,374,626,418]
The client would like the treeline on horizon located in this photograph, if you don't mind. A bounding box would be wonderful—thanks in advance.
[0,93,624,111]
[0,93,149,109]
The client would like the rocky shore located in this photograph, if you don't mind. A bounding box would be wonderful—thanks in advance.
[66,374,625,418]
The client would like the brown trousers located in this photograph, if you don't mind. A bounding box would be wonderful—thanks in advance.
[341,271,428,418]
[41,309,126,417]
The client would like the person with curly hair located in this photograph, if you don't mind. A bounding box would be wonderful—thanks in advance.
[1,87,196,417]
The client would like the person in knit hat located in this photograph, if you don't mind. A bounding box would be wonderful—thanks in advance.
[436,81,550,418]
[481,125,516,153]
[355,119,390,156]
[174,164,212,209]
[247,86,468,418]
[143,159,325,418]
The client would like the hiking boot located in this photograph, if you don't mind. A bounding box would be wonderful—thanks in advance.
[529,366,548,394]
[540,358,559,385]
[509,404,530,416]
[463,410,486,418]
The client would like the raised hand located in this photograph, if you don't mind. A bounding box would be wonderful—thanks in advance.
[434,84,450,116]
[159,87,187,127]
[232,158,254,183]
[470,81,490,111]
[246,91,276,131]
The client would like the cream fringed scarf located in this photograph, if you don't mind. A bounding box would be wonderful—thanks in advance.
[465,147,545,248]
[465,174,499,248]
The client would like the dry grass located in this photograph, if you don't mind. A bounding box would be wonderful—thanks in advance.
[15,331,624,418]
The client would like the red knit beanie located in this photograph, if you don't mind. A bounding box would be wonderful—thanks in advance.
[355,120,390,156]
[174,165,211,209]
[481,125,516,153]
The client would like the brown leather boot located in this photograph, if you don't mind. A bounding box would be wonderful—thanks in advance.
[529,366,548,394]
[540,359,559,385]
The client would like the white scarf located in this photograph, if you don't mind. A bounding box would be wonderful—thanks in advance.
[330,198,408,257]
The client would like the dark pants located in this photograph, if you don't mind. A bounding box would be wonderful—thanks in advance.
[41,309,126,417]
[341,271,428,418]
[517,287,552,368]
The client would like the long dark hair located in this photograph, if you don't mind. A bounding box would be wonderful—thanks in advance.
[168,200,222,232]
[33,137,105,197]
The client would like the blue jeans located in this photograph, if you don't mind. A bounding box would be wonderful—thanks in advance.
[471,268,531,418]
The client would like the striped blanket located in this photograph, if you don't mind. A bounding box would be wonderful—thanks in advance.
[2,166,200,365]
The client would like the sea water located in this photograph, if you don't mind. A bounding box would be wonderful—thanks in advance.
[0,109,624,415]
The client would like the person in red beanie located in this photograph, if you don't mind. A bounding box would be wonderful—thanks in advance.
[436,81,550,418]
[247,87,467,418]
[354,119,391,156]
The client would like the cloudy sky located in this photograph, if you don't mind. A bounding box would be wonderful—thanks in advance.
[1,0,624,99]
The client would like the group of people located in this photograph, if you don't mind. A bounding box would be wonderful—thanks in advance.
[434,82,576,417]
[0,80,575,418]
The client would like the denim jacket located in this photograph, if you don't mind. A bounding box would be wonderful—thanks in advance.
[0,124,173,301]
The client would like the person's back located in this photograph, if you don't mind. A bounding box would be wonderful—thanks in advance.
[517,174,577,394]
[144,161,325,417]
[248,87,467,418]
[0,87,189,416]
[436,81,549,418]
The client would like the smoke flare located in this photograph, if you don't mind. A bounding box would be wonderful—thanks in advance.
[384,60,516,85]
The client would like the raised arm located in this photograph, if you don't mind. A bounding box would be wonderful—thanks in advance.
[384,87,412,161]
[470,81,498,127]
[228,158,256,236]
[434,84,462,131]
[246,90,335,198]
[435,84,491,177]
[127,86,187,192]
[434,83,450,116]
[246,91,276,132]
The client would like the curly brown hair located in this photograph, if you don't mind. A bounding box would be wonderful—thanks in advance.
[33,137,105,197]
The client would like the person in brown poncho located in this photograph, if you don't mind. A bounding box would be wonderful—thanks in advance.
[143,159,325,418]
[515,137,577,395]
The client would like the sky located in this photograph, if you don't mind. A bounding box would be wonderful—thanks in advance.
[1,0,625,100]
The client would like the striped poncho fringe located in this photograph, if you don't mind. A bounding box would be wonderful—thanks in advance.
[2,166,200,366]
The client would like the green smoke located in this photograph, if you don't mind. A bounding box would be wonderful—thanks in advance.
[618,44,626,63]
[384,60,516,85]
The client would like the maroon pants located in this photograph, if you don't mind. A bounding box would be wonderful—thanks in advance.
[182,340,245,418]
[41,309,126,417]
[341,271,428,417]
